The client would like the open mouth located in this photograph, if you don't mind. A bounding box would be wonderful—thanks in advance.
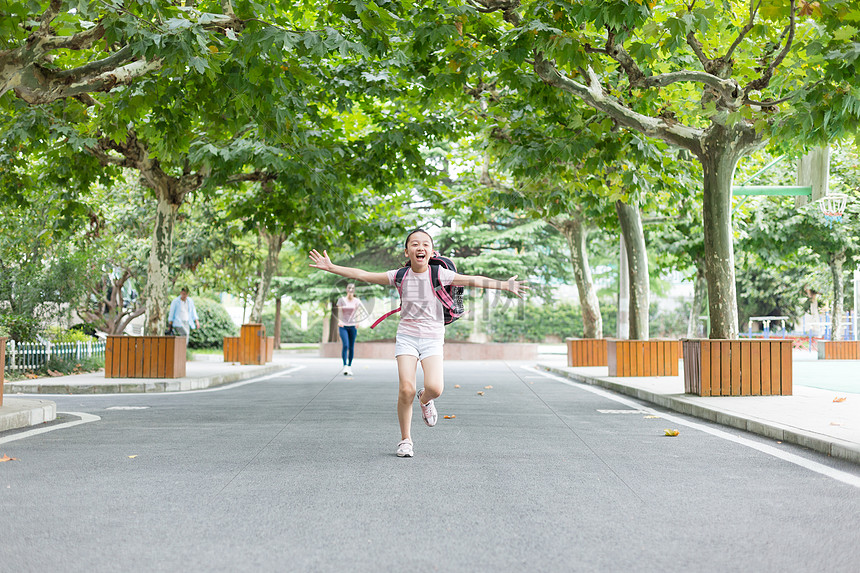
[416,252,426,261]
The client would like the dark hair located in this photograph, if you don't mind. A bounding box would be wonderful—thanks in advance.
[180,287,189,294]
[404,228,434,249]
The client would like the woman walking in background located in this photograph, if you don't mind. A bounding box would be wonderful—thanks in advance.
[337,283,363,376]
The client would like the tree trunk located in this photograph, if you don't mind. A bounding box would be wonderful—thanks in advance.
[617,235,629,339]
[144,190,180,335]
[616,200,649,340]
[830,252,846,341]
[249,228,286,323]
[687,262,707,338]
[274,297,282,349]
[557,218,603,338]
[327,300,340,343]
[700,141,742,340]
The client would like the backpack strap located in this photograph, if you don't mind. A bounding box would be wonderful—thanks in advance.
[428,264,454,308]
[370,267,409,329]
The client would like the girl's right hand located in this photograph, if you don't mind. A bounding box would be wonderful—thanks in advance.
[309,249,334,272]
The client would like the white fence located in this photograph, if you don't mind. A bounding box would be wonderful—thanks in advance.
[3,340,106,371]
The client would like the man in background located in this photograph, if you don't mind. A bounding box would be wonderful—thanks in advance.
[168,287,200,338]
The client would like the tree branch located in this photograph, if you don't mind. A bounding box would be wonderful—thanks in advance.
[724,0,761,62]
[41,23,106,52]
[533,52,704,155]
[745,0,796,93]
[39,0,63,33]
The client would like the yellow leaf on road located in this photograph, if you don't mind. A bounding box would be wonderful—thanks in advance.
[644,415,660,419]
[443,415,456,419]
[664,429,680,437]
[128,455,138,459]
[477,391,484,396]
[833,396,847,403]
[454,385,460,388]
[484,385,493,389]
[0,455,18,462]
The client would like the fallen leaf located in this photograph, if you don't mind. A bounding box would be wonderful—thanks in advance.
[0,455,18,462]
[24,373,38,379]
[833,396,847,403]
[477,391,484,396]
[777,441,782,444]
[48,369,63,377]
[644,415,660,419]
[830,422,842,426]
[443,415,456,419]
[484,385,493,389]
[663,429,679,437]
[128,455,138,459]
[454,385,461,388]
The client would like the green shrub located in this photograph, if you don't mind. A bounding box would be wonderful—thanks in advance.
[360,314,399,341]
[43,326,96,343]
[45,354,104,375]
[487,302,586,342]
[188,298,237,349]
[260,310,323,343]
[0,313,39,341]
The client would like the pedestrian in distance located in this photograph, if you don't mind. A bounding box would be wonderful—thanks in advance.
[337,283,365,376]
[167,287,200,339]
[309,228,528,458]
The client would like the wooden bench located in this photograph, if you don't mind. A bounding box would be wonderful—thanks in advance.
[565,338,607,367]
[105,336,186,379]
[607,339,680,377]
[682,339,792,396]
[223,337,240,363]
[1,337,6,407]
[818,340,860,359]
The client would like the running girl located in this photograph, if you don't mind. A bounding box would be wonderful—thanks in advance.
[309,228,528,458]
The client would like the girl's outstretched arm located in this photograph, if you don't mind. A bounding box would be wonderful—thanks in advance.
[452,273,529,298]
[309,249,390,286]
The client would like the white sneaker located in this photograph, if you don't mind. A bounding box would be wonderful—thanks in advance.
[342,366,349,376]
[396,439,413,457]
[346,365,354,376]
[417,389,438,427]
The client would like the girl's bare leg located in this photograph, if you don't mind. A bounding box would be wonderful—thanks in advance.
[396,355,419,441]
[419,354,444,403]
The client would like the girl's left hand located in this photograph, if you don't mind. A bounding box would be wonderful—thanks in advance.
[506,275,529,298]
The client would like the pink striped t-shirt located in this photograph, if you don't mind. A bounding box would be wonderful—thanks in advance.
[337,297,361,326]
[387,266,456,339]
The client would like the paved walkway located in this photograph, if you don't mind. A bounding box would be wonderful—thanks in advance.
[0,355,293,432]
[539,355,860,464]
[1,357,858,572]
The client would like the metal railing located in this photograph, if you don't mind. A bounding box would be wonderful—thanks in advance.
[3,340,106,371]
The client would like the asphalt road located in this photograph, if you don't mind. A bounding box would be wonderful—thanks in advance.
[1,358,859,573]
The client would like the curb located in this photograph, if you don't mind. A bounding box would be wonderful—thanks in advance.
[2,364,288,395]
[0,398,57,433]
[539,363,860,466]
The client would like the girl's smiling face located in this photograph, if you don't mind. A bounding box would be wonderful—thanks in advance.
[404,231,433,271]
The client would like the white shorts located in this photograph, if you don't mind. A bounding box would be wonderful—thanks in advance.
[395,334,444,361]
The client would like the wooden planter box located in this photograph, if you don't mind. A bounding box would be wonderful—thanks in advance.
[818,341,860,360]
[105,336,186,379]
[566,338,607,367]
[265,336,274,363]
[607,339,680,377]
[1,337,6,407]
[239,324,266,365]
[682,339,792,396]
[224,337,240,363]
